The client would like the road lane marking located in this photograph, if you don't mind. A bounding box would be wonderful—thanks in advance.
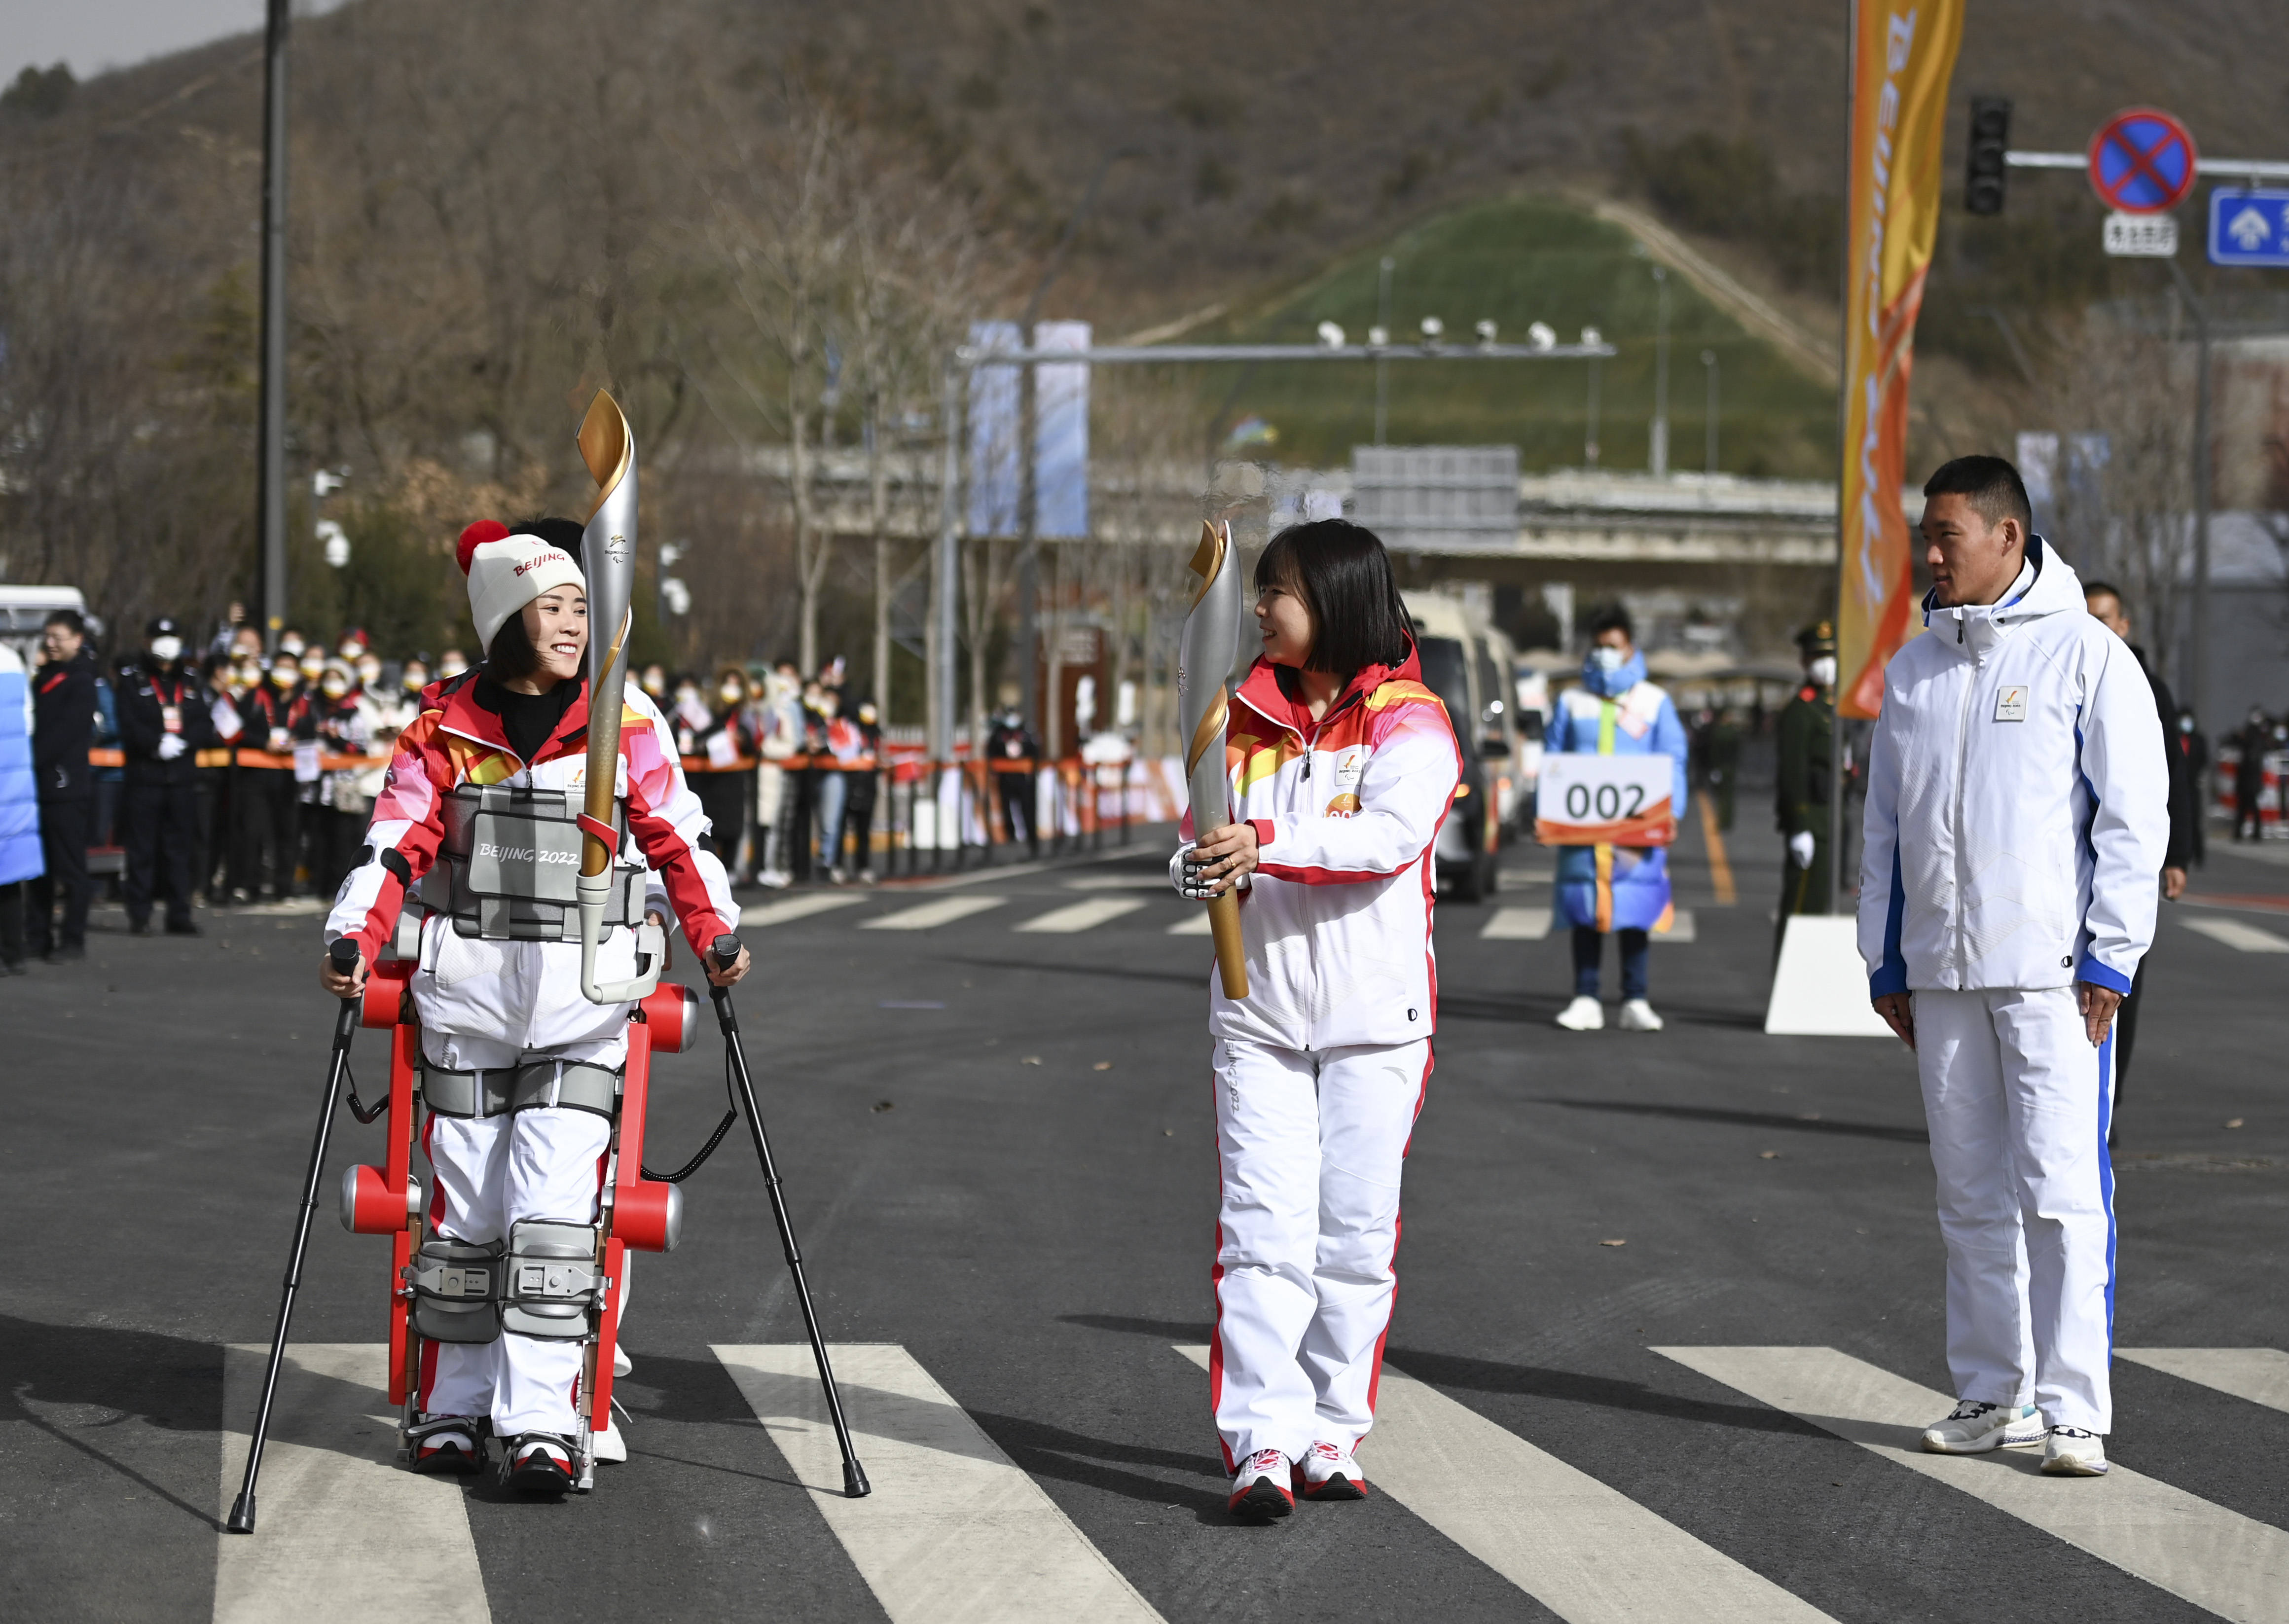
[216,1343,487,1624]
[2118,1349,2289,1414]
[1481,906,1552,940]
[1656,1346,2289,1622]
[1171,1345,1831,1623]
[1167,912,1213,936]
[741,893,871,927]
[859,897,1009,932]
[1698,797,1738,904]
[1015,898,1149,933]
[1061,873,1171,890]
[2181,916,2289,953]
[1654,909,1697,942]
[715,1344,1163,1624]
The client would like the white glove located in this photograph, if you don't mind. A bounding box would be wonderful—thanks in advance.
[1788,830,1816,868]
[1171,840,1207,899]
[157,734,187,761]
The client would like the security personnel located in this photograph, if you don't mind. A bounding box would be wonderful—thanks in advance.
[30,610,99,962]
[116,617,217,936]
[1773,621,1836,959]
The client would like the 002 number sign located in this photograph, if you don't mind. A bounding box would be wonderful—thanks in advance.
[1534,754,1676,847]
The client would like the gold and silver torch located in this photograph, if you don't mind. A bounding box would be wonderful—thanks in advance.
[574,390,662,1005]
[1179,519,1249,999]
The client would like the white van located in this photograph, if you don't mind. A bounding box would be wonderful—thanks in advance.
[0,585,88,670]
[1402,589,1524,902]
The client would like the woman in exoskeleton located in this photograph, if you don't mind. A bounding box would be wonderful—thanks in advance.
[1175,518,1460,1521]
[321,518,748,1496]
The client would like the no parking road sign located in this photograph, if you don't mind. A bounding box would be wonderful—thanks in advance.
[2210,188,2289,268]
[2088,108,2198,214]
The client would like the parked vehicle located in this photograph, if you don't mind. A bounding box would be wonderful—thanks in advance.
[1402,590,1522,902]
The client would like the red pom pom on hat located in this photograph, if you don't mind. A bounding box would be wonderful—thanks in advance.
[456,519,510,576]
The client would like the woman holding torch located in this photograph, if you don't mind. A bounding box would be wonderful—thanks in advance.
[1175,517,1460,1522]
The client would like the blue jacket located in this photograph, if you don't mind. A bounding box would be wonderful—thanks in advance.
[0,647,43,886]
[1547,649,1687,933]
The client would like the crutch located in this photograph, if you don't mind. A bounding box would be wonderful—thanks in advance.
[709,933,870,1498]
[226,937,363,1534]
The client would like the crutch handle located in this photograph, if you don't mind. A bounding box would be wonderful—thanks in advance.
[709,934,742,1034]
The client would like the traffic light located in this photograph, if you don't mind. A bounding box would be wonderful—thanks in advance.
[1965,96,2011,216]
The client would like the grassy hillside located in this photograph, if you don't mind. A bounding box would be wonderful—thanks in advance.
[1185,196,1835,475]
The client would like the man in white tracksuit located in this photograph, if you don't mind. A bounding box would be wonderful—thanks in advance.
[1858,456,2168,1478]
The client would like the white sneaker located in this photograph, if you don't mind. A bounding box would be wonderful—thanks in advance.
[2041,1426,2108,1476]
[1299,1440,1367,1501]
[1921,1400,2044,1454]
[1227,1447,1294,1520]
[1555,995,1605,1031]
[757,868,791,890]
[613,1346,632,1378]
[1618,998,1664,1032]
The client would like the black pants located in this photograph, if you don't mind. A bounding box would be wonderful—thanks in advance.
[30,796,93,953]
[123,780,199,927]
[997,772,1036,853]
[319,807,369,902]
[693,773,747,876]
[0,882,23,967]
[2113,957,2149,1120]
[846,784,876,873]
[235,769,298,900]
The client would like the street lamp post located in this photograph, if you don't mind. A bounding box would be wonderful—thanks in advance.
[1374,256,1395,445]
[1582,326,1602,469]
[1650,266,1671,478]
[1701,349,1719,473]
[256,0,291,652]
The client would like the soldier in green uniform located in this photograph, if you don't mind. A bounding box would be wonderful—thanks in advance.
[1773,621,1837,960]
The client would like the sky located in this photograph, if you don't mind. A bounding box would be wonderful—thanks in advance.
[0,1,347,90]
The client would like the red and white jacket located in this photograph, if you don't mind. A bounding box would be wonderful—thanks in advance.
[326,674,738,1053]
[1174,646,1459,1051]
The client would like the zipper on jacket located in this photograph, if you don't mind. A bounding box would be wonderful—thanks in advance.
[1947,621,1984,983]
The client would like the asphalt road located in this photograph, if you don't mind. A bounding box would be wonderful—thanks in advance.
[3,809,2284,1623]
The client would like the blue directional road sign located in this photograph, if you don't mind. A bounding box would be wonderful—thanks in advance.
[2210,188,2289,268]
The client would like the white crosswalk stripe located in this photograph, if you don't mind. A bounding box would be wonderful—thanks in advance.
[215,1344,487,1624]
[741,893,870,927]
[2182,916,2289,952]
[1016,897,1149,933]
[715,1344,1163,1624]
[1172,1345,1829,1621]
[1654,908,1696,942]
[859,896,1009,931]
[1657,1346,2289,1623]
[1166,911,1213,936]
[1480,905,1552,940]
[2119,1348,2289,1415]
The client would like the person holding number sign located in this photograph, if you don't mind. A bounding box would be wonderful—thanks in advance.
[1549,607,1688,1032]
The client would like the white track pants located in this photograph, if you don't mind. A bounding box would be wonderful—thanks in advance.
[1209,1036,1430,1469]
[1915,987,2117,1432]
[420,1097,611,1438]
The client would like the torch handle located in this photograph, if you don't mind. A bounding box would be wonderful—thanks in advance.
[1206,891,1248,999]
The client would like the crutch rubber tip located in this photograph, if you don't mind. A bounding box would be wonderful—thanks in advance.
[843,1462,871,1499]
[225,1492,256,1534]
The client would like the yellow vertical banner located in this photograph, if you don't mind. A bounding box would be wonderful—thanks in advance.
[1837,0,1963,718]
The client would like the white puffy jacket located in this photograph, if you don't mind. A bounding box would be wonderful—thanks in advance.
[1173,648,1460,1051]
[1857,539,2168,999]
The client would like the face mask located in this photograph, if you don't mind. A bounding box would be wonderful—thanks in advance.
[322,677,350,699]
[675,687,699,707]
[1591,646,1626,673]
[402,671,428,692]
[271,667,299,687]
[300,656,325,679]
[149,636,182,663]
[640,671,665,697]
[438,656,467,679]
[719,684,743,704]
[279,637,305,657]
[1808,656,1837,687]
[359,657,382,684]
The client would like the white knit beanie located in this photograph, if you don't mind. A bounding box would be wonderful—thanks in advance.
[457,520,585,651]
